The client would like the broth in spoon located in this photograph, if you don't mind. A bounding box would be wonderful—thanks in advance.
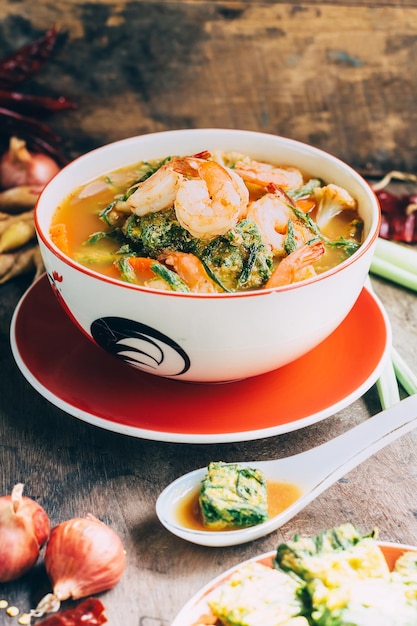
[176,480,302,532]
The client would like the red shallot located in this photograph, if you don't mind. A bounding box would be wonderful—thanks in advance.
[0,136,60,190]
[45,513,126,601]
[0,482,50,582]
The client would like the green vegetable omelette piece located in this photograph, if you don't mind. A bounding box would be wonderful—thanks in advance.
[208,562,309,626]
[274,523,388,585]
[275,524,417,625]
[204,526,417,626]
[199,462,268,529]
[309,573,417,625]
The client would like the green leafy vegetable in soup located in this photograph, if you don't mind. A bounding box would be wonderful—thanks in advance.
[121,209,195,257]
[195,219,273,291]
[50,151,364,293]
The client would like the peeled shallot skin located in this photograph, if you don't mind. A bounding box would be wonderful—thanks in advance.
[44,513,126,601]
[0,483,50,582]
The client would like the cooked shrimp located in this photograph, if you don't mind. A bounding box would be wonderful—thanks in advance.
[265,240,325,288]
[246,188,293,255]
[164,252,217,293]
[174,160,249,239]
[234,158,304,190]
[126,151,213,217]
[127,161,183,216]
[247,185,317,255]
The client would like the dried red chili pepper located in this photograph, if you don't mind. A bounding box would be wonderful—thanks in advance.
[0,106,59,142]
[376,189,417,243]
[0,24,61,89]
[0,26,76,165]
[36,598,107,625]
[0,90,76,112]
[371,172,417,243]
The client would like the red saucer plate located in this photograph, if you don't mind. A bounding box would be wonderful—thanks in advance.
[171,543,415,626]
[10,275,390,443]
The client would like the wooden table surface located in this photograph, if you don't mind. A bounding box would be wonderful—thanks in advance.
[1,2,417,625]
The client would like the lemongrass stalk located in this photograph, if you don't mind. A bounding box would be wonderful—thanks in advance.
[391,348,417,396]
[365,277,401,408]
[375,360,401,409]
[375,238,417,276]
[370,256,417,291]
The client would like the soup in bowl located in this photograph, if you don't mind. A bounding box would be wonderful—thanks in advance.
[35,129,380,383]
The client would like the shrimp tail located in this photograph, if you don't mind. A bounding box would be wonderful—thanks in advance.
[164,251,217,293]
[266,182,294,204]
[265,240,325,288]
[192,150,211,160]
[171,151,212,178]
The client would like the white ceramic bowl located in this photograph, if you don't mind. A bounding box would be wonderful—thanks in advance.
[35,129,380,383]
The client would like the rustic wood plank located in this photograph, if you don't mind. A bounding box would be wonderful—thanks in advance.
[1,1,417,175]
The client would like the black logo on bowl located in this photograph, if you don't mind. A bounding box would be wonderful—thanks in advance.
[91,317,191,376]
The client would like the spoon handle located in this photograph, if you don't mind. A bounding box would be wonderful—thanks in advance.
[293,393,417,492]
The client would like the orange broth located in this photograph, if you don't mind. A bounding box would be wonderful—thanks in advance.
[51,174,130,280]
[175,480,302,532]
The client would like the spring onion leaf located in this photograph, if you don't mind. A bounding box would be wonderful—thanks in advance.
[116,257,138,283]
[287,178,322,200]
[284,220,297,255]
[198,257,233,292]
[289,204,322,237]
[99,201,118,227]
[237,243,258,288]
[117,243,136,255]
[85,231,112,245]
[150,262,191,292]
[289,203,359,255]
[325,237,360,256]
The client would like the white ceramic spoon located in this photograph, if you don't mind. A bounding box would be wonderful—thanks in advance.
[156,394,417,547]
